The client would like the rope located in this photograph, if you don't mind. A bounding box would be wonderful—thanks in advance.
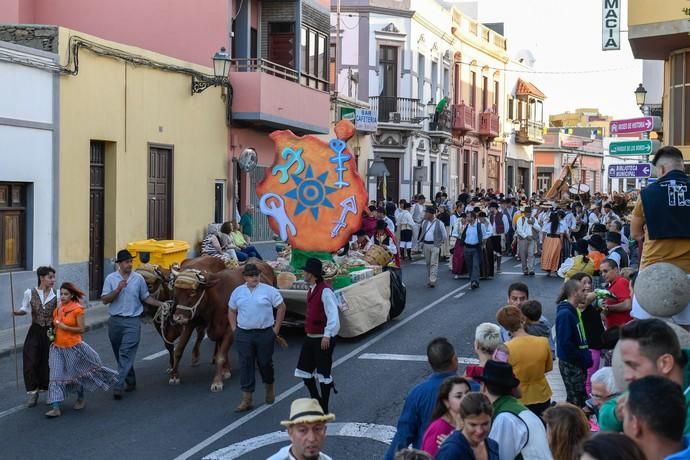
[153,300,178,346]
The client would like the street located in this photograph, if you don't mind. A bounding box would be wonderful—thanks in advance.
[0,256,562,460]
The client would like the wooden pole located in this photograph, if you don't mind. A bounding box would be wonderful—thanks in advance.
[9,272,19,390]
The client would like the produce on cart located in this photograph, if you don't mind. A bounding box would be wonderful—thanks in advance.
[256,120,406,337]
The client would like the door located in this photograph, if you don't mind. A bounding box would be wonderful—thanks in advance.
[379,46,398,121]
[376,157,399,202]
[89,141,105,300]
[148,146,173,240]
[269,22,295,68]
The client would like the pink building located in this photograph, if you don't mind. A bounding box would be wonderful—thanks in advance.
[2,0,332,240]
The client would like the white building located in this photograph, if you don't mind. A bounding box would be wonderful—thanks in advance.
[333,0,508,202]
[0,40,59,326]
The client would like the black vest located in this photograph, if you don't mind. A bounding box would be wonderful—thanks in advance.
[640,170,690,240]
[612,247,629,269]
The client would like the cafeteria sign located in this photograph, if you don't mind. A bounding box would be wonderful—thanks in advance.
[355,109,378,132]
[602,0,620,51]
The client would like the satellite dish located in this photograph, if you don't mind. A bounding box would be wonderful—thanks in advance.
[238,148,257,172]
[569,183,590,194]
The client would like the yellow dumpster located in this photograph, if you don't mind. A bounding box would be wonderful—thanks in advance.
[127,239,191,270]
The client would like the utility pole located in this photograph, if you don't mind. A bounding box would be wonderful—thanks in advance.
[335,0,341,98]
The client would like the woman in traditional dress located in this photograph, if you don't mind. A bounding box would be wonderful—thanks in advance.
[12,266,57,407]
[45,283,118,417]
[396,202,415,260]
[450,212,467,279]
[478,211,494,279]
[541,212,568,276]
[373,219,400,267]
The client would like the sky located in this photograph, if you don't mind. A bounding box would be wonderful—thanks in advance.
[452,0,646,120]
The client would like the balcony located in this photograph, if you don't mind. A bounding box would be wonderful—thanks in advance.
[369,96,421,124]
[451,102,476,134]
[515,119,545,145]
[429,108,452,133]
[478,111,500,139]
[229,58,330,134]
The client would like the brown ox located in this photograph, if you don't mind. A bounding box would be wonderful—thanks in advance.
[137,256,226,372]
[171,259,276,392]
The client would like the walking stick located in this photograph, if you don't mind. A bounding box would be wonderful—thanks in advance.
[9,272,19,390]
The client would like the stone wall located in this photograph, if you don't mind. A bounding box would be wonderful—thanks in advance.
[0,25,58,53]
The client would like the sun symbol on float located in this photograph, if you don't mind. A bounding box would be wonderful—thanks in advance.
[285,165,336,220]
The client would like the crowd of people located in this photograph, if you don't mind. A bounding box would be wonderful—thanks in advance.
[8,145,690,460]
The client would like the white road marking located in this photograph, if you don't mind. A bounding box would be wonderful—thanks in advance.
[454,292,466,299]
[499,272,547,276]
[143,350,169,361]
[174,282,471,460]
[0,404,24,419]
[202,422,397,459]
[358,353,479,365]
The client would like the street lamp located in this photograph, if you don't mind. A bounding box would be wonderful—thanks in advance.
[634,83,647,108]
[426,100,436,118]
[192,47,232,95]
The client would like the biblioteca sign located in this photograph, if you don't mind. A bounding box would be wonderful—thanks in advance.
[602,0,620,51]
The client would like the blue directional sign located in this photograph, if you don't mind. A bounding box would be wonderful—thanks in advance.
[607,163,652,178]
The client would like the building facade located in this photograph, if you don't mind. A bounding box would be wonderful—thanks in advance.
[0,40,59,325]
[2,26,229,300]
[628,0,690,167]
[549,108,612,138]
[333,0,507,202]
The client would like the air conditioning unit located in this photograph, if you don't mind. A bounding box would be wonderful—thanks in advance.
[390,112,401,123]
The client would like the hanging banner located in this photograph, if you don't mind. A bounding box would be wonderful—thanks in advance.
[602,0,620,51]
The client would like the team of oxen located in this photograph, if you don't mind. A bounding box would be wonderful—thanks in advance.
[136,256,276,392]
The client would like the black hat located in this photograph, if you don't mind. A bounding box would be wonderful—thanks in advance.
[242,263,260,276]
[475,360,520,389]
[115,249,134,263]
[425,206,437,214]
[606,231,622,245]
[376,219,387,230]
[302,258,323,277]
[376,206,386,213]
[574,239,589,255]
[488,201,499,209]
[588,234,607,253]
[652,145,683,166]
[356,229,367,237]
[478,211,487,218]
[592,223,607,234]
[473,207,481,213]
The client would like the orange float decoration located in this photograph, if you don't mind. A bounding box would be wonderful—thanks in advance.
[256,120,368,253]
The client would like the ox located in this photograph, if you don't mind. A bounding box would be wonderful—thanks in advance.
[137,256,226,372]
[170,260,276,392]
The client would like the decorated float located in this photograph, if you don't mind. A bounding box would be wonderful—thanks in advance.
[256,120,405,338]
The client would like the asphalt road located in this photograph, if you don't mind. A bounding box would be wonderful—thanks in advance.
[0,255,562,460]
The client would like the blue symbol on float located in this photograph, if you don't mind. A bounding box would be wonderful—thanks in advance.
[272,147,305,184]
[328,139,351,188]
[285,165,336,220]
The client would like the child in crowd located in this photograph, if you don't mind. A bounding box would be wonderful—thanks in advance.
[520,300,555,357]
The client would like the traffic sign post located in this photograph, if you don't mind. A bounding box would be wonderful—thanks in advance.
[607,163,652,178]
[609,139,660,155]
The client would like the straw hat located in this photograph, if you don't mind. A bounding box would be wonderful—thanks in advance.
[280,398,335,427]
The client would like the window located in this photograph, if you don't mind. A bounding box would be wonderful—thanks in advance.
[493,81,499,112]
[463,150,470,189]
[300,26,328,91]
[537,172,552,193]
[507,97,514,120]
[670,51,690,145]
[417,53,426,101]
[431,60,438,103]
[472,151,479,188]
[443,67,450,99]
[482,76,488,111]
[470,71,476,108]
[269,22,296,68]
[430,160,436,198]
[454,63,462,104]
[0,182,26,270]
[441,163,448,187]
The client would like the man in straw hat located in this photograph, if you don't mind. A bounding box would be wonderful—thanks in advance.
[418,206,447,288]
[228,263,286,412]
[268,398,335,460]
[101,249,166,400]
[294,258,340,413]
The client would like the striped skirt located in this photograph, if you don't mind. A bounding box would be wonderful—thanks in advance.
[541,236,562,272]
[48,342,118,404]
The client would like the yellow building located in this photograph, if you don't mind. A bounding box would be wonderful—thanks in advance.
[549,108,612,137]
[628,0,690,163]
[4,26,229,298]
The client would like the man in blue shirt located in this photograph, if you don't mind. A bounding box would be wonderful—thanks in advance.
[101,249,164,399]
[384,337,458,459]
[623,375,690,460]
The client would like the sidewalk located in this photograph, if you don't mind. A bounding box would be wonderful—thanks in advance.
[0,241,279,358]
